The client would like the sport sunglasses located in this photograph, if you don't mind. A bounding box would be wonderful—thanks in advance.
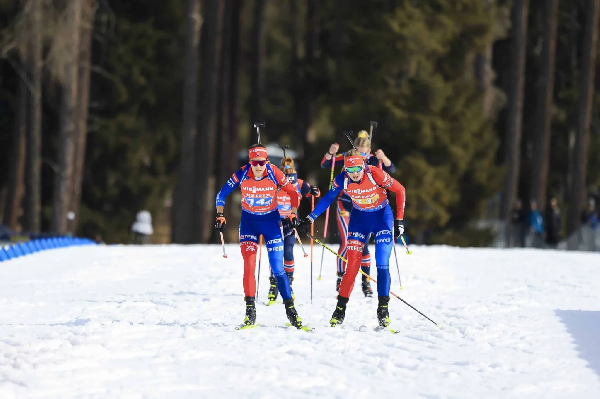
[250,160,268,166]
[346,165,364,173]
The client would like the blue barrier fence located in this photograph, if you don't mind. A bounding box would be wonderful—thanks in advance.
[0,237,96,262]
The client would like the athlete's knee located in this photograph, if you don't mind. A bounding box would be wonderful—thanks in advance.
[240,241,258,257]
[272,269,285,277]
[284,259,295,273]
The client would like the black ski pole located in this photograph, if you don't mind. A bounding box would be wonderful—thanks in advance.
[254,122,265,144]
[392,242,402,289]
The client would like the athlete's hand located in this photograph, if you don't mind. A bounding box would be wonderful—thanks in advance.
[394,219,404,238]
[310,186,321,197]
[283,213,299,230]
[215,213,227,232]
[296,217,313,234]
[328,143,339,156]
[375,149,387,160]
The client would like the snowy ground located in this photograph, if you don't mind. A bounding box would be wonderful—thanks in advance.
[1,244,599,399]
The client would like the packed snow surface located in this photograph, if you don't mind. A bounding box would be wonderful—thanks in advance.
[1,244,599,398]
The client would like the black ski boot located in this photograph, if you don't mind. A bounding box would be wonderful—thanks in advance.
[244,297,257,326]
[330,296,349,327]
[283,298,303,329]
[286,272,295,300]
[377,296,391,327]
[336,272,344,292]
[267,277,279,303]
[361,274,373,297]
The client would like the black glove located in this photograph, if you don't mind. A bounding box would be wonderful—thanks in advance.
[310,186,321,197]
[296,217,313,234]
[394,219,404,238]
[282,213,299,230]
[215,212,227,232]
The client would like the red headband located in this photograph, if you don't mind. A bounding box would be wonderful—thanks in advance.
[249,147,268,160]
[344,155,364,168]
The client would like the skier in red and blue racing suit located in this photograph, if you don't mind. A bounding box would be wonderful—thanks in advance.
[215,144,306,329]
[321,131,396,296]
[267,156,320,303]
[299,148,405,328]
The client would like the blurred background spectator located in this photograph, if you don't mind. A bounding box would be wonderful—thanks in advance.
[510,199,526,247]
[527,201,544,248]
[545,198,562,249]
[131,211,153,245]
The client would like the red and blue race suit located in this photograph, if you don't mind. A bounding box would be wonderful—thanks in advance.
[216,163,300,300]
[275,173,316,275]
[308,167,405,298]
[321,153,397,274]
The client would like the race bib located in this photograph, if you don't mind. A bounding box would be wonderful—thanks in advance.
[245,197,273,207]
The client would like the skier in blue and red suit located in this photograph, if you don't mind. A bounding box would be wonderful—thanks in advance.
[320,131,396,296]
[215,144,306,329]
[267,156,320,303]
[298,148,405,327]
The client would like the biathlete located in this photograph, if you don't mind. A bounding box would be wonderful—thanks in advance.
[320,131,396,296]
[215,144,306,329]
[267,156,320,304]
[298,149,405,327]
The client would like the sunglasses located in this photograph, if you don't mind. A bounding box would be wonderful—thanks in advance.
[250,160,267,166]
[346,165,364,173]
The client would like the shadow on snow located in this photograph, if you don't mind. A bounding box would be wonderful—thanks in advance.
[555,309,600,379]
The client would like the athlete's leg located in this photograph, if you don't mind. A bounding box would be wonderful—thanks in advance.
[239,218,260,299]
[361,234,371,276]
[283,226,296,276]
[336,201,350,274]
[338,210,370,299]
[262,219,292,300]
[373,207,395,297]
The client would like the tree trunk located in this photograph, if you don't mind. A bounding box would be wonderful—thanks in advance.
[212,0,232,243]
[4,77,28,231]
[290,0,302,143]
[530,0,558,211]
[193,0,224,243]
[52,0,82,234]
[567,0,600,241]
[250,0,265,141]
[70,0,96,234]
[24,0,43,233]
[474,1,494,118]
[172,0,202,244]
[301,0,317,158]
[226,0,243,242]
[501,0,529,244]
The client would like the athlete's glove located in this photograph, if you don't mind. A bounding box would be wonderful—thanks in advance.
[282,213,299,230]
[394,219,404,238]
[215,212,227,232]
[310,186,321,197]
[296,217,314,234]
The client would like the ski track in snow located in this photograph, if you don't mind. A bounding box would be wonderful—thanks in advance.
[0,244,599,398]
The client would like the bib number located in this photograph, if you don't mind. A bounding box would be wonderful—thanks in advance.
[246,197,273,207]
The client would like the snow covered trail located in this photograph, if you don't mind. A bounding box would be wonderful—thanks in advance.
[1,244,599,399]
